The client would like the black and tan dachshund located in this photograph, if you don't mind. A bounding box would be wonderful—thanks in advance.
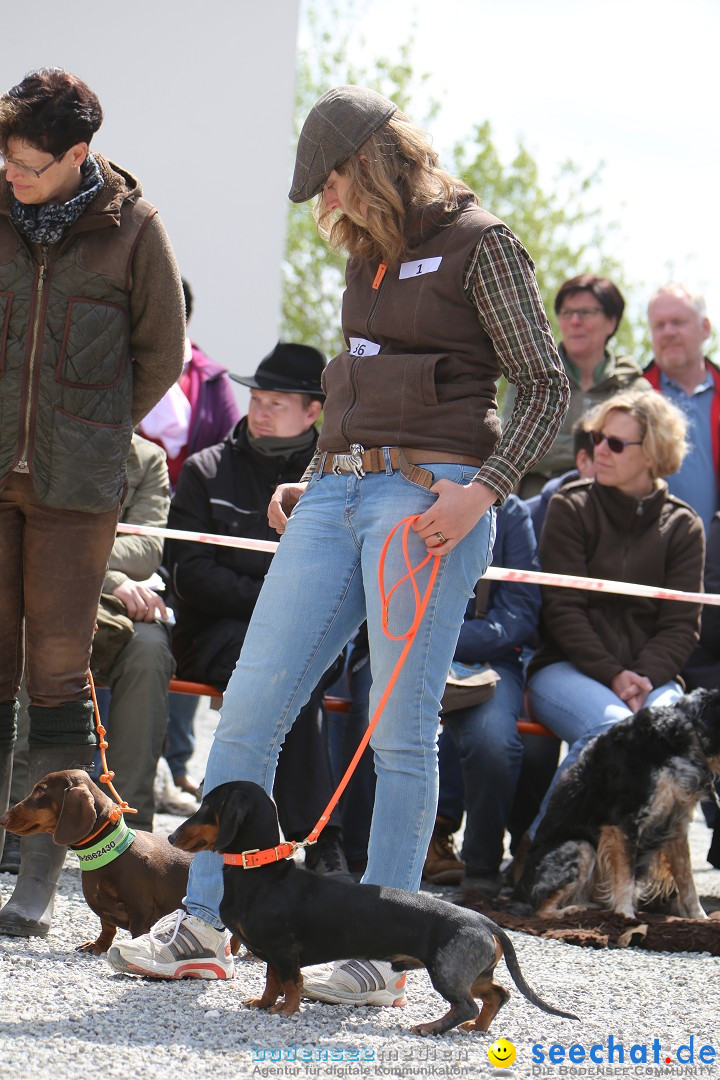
[169,780,578,1036]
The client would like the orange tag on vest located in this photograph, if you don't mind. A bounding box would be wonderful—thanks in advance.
[372,263,387,290]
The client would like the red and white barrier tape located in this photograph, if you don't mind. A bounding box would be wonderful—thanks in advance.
[116,521,720,607]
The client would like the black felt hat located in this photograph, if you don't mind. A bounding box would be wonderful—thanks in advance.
[230,342,326,398]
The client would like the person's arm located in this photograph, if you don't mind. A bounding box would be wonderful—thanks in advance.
[128,214,186,425]
[454,498,541,663]
[167,462,266,618]
[104,440,170,595]
[464,226,570,503]
[632,511,705,686]
[413,226,569,553]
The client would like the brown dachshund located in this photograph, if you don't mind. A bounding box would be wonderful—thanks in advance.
[0,769,193,955]
[170,781,579,1036]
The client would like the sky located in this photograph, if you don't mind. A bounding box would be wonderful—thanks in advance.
[301,0,720,353]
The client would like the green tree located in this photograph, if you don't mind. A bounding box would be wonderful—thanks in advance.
[281,1,641,361]
[451,127,640,357]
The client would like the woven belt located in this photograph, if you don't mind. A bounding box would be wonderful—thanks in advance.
[315,445,484,489]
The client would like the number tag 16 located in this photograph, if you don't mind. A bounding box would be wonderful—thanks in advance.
[349,337,381,357]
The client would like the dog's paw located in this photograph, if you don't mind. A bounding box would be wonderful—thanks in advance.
[269,1001,301,1019]
[244,996,273,1010]
[75,940,106,955]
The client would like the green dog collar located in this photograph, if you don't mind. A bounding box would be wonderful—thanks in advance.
[74,817,136,871]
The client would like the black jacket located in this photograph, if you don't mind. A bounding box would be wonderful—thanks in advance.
[165,418,318,686]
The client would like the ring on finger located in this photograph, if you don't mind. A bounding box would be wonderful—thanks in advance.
[435,531,447,544]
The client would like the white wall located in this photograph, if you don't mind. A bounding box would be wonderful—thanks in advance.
[2,0,300,410]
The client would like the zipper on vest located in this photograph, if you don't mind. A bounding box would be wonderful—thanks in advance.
[366,262,388,339]
[341,264,388,442]
[17,248,49,471]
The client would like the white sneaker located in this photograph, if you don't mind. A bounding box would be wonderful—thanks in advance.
[106,909,234,980]
[302,959,406,1006]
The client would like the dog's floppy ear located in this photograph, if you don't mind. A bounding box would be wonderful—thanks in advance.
[213,787,252,853]
[53,783,98,846]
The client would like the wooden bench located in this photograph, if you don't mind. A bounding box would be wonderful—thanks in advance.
[166,683,555,739]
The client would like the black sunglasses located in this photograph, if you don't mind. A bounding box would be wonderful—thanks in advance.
[591,430,643,454]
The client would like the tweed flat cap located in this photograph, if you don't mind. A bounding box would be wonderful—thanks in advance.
[289,85,398,203]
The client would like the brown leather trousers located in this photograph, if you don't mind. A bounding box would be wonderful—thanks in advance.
[0,472,119,710]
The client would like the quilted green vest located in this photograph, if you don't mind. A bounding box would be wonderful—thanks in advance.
[0,196,154,512]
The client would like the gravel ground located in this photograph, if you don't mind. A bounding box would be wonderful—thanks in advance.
[2,700,719,1080]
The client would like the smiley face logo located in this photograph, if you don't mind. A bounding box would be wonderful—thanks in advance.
[487,1038,517,1068]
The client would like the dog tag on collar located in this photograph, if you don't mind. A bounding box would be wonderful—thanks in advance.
[399,256,442,279]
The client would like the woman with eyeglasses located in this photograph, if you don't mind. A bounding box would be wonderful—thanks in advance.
[0,69,184,937]
[510,274,650,497]
[525,388,705,826]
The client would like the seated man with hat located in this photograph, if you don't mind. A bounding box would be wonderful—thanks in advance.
[163,342,348,880]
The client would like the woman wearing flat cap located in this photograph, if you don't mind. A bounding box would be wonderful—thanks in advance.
[111,86,569,1001]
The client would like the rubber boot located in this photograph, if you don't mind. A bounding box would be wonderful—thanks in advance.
[0,701,18,868]
[0,737,94,938]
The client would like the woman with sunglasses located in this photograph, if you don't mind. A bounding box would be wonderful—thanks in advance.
[525,388,705,826]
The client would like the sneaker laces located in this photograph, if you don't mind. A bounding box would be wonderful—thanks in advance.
[149,908,185,947]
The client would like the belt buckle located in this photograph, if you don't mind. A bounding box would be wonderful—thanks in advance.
[332,443,366,479]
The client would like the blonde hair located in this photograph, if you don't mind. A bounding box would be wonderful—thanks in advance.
[587,389,688,479]
[314,111,473,265]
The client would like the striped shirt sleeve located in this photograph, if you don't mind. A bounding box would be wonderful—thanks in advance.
[463,225,570,502]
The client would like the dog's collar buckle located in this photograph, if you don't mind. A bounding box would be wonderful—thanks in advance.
[224,842,298,869]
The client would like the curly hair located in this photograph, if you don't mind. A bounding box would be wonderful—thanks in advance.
[0,68,103,156]
[314,110,472,266]
[587,388,688,479]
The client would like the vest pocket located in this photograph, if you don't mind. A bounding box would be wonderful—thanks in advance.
[45,407,131,512]
[55,298,128,389]
[0,292,13,378]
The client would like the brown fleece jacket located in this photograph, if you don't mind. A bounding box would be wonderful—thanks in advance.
[529,478,704,688]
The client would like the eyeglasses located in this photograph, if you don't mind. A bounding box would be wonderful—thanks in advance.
[591,430,643,454]
[0,149,66,179]
[557,307,605,321]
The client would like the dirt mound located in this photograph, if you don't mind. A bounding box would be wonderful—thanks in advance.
[461,889,720,954]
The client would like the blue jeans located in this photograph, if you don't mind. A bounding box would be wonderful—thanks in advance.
[185,460,495,927]
[527,661,683,835]
[165,693,198,781]
[439,659,524,875]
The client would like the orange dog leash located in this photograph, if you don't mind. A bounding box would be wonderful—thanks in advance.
[73,672,138,847]
[225,515,442,869]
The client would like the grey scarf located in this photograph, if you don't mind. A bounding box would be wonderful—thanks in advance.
[10,153,104,245]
